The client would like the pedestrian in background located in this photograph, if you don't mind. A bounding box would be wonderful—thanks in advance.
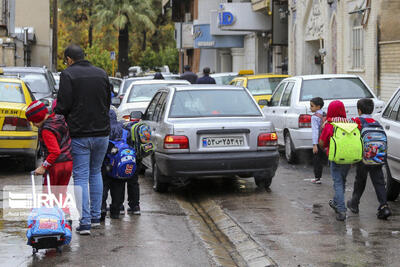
[196,67,216,84]
[347,98,392,219]
[310,97,326,184]
[319,100,352,221]
[55,44,111,235]
[180,65,198,84]
[154,72,164,80]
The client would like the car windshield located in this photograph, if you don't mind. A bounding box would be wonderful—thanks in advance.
[169,89,262,118]
[127,83,177,103]
[213,75,237,85]
[300,78,374,101]
[247,77,284,95]
[9,73,50,94]
[0,82,24,103]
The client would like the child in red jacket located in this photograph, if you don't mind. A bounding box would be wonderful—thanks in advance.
[25,101,73,213]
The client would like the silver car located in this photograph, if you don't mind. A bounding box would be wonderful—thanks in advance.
[375,87,400,200]
[117,80,190,121]
[262,74,385,163]
[136,85,279,192]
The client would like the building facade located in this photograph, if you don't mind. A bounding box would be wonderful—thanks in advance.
[0,0,51,68]
[165,0,289,75]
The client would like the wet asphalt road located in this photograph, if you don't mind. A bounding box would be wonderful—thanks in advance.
[1,152,400,267]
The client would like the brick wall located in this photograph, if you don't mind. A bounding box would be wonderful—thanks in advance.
[379,43,400,101]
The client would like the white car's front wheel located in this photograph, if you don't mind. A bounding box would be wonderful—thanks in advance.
[285,133,297,164]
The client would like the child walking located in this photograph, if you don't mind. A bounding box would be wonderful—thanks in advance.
[347,98,391,219]
[310,97,326,184]
[25,100,73,214]
[319,100,352,221]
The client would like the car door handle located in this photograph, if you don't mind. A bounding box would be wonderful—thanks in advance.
[385,125,390,130]
[272,110,275,113]
[284,110,287,114]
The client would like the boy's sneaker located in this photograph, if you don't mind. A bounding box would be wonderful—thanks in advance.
[347,199,359,214]
[128,205,141,215]
[329,200,338,213]
[377,205,392,220]
[91,218,101,228]
[76,225,91,235]
[311,178,321,184]
[120,205,125,215]
[336,212,346,221]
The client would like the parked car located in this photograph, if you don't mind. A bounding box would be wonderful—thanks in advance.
[112,76,155,106]
[374,87,400,201]
[132,85,279,192]
[109,76,122,96]
[230,73,290,107]
[211,72,238,85]
[117,80,190,121]
[262,74,385,163]
[0,76,38,170]
[2,67,57,106]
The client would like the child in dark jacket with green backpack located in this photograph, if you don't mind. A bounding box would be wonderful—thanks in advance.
[319,100,362,221]
[347,98,391,220]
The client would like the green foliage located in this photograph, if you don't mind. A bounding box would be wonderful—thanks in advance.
[85,43,114,75]
[138,47,179,73]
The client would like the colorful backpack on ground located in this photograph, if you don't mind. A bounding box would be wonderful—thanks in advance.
[106,129,137,179]
[27,207,72,247]
[131,122,154,160]
[328,122,363,164]
[359,117,387,165]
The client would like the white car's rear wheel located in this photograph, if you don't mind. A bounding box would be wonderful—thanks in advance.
[285,133,296,164]
[152,161,168,193]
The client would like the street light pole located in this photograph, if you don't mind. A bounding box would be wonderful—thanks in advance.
[52,0,58,71]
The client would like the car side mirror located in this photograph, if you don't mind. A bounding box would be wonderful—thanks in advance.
[258,99,269,107]
[111,97,121,106]
[130,111,143,120]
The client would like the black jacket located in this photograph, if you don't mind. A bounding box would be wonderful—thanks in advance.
[196,75,216,84]
[55,60,111,138]
[180,71,198,84]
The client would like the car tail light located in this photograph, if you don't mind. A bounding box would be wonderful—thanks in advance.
[258,133,278,146]
[164,135,189,149]
[299,114,312,128]
[2,117,32,131]
[122,115,130,121]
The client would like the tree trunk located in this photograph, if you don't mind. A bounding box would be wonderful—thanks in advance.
[88,5,93,47]
[52,0,58,71]
[142,30,147,51]
[118,26,130,76]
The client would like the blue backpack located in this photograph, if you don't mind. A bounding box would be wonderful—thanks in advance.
[27,207,72,246]
[359,117,387,165]
[106,129,137,179]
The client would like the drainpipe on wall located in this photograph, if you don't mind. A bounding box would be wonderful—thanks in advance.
[376,21,381,98]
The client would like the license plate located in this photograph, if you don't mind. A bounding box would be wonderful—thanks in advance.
[202,136,244,147]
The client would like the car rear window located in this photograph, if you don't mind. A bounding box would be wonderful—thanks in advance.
[127,83,180,103]
[213,75,237,85]
[0,82,24,103]
[247,77,284,95]
[4,73,51,94]
[169,89,262,118]
[300,78,373,101]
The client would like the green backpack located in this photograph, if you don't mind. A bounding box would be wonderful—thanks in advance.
[328,122,362,164]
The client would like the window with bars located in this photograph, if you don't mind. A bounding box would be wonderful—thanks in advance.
[352,26,364,69]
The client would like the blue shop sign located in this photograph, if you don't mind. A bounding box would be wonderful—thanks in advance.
[193,24,244,49]
[219,11,235,26]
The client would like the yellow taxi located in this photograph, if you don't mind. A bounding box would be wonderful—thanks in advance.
[0,76,38,170]
[230,71,290,107]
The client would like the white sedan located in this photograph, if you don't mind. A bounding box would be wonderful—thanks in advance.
[117,80,190,121]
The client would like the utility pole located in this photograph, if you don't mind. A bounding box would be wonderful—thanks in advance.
[52,0,58,71]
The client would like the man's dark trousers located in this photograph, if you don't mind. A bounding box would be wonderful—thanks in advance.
[350,162,387,207]
[313,146,326,179]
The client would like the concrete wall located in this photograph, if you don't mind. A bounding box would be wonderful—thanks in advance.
[15,0,51,68]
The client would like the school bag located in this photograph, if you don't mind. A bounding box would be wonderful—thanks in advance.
[328,122,363,164]
[314,112,327,134]
[131,122,154,160]
[359,117,387,165]
[106,129,137,179]
[27,173,72,254]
